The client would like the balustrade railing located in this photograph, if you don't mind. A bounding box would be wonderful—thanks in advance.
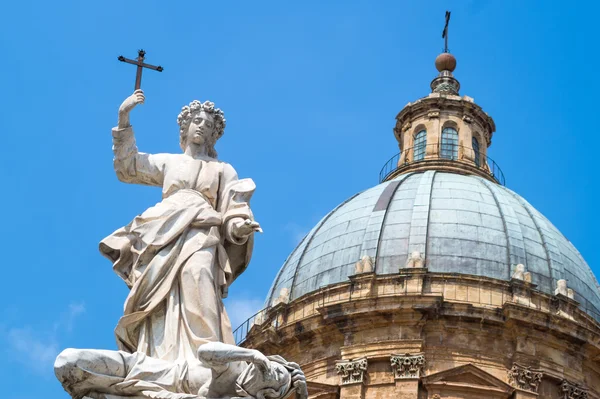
[378,143,505,185]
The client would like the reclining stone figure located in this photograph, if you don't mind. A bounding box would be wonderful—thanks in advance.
[55,342,308,399]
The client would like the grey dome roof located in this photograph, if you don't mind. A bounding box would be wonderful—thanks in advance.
[266,171,600,320]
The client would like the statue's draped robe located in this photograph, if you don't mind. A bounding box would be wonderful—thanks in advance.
[100,126,254,363]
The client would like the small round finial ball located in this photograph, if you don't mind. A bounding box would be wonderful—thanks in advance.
[435,52,456,72]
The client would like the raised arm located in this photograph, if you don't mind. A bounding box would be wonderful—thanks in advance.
[113,90,166,187]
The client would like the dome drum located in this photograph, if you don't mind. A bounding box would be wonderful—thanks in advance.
[242,267,600,397]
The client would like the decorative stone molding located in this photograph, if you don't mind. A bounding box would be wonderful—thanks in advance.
[335,358,368,385]
[404,251,425,268]
[462,115,473,124]
[272,287,290,306]
[560,379,588,399]
[354,255,374,274]
[427,110,440,119]
[507,363,543,393]
[555,279,575,300]
[390,353,425,379]
[402,122,412,132]
[511,264,532,283]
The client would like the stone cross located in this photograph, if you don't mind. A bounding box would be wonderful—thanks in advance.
[118,49,164,90]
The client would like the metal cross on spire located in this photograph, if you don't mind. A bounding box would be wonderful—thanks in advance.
[442,11,451,53]
[118,49,164,91]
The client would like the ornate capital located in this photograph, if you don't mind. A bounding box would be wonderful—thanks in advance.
[390,353,425,379]
[462,115,473,124]
[402,121,412,132]
[335,358,367,385]
[507,363,543,393]
[561,380,588,399]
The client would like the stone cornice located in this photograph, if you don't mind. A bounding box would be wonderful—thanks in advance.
[243,272,600,353]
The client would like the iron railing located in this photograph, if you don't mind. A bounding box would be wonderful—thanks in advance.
[378,143,505,185]
[233,307,274,345]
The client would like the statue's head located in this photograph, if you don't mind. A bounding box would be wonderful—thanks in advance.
[177,100,226,158]
[236,358,293,399]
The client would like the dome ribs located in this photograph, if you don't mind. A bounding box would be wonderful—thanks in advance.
[479,179,514,280]
[359,174,412,264]
[410,170,437,265]
[287,193,360,302]
[505,190,561,290]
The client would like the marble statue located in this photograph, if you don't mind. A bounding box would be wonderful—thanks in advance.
[55,342,307,399]
[54,91,307,399]
[100,90,261,362]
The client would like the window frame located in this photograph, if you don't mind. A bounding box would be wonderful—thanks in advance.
[441,127,459,160]
[413,130,427,161]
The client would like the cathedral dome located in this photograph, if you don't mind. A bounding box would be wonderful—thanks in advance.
[266,171,600,321]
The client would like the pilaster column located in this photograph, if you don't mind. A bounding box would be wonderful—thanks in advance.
[426,111,440,158]
[507,363,543,397]
[335,358,367,399]
[390,353,425,399]
[560,379,589,399]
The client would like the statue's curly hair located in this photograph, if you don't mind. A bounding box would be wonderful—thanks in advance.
[177,100,226,158]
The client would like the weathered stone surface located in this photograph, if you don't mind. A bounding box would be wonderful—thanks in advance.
[390,353,425,379]
[507,363,543,393]
[335,358,368,385]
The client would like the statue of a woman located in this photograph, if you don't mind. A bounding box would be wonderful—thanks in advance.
[99,90,261,363]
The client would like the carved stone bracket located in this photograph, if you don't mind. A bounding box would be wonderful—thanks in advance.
[402,122,412,132]
[427,110,440,119]
[335,358,368,385]
[507,363,543,393]
[560,379,588,399]
[462,115,473,124]
[390,353,425,379]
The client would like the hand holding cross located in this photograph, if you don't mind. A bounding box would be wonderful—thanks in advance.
[117,50,162,128]
[118,49,163,91]
[118,90,145,129]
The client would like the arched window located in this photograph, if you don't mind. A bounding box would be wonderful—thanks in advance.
[413,130,427,161]
[441,127,458,160]
[472,136,481,167]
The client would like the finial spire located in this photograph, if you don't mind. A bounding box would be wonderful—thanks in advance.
[442,11,451,53]
[431,11,459,95]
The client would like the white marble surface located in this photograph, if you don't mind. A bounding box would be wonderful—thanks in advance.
[55,342,307,399]
[53,92,303,399]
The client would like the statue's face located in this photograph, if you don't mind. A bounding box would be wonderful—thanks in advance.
[187,111,216,146]
[241,362,290,399]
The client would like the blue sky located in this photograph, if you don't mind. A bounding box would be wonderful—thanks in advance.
[0,1,598,397]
